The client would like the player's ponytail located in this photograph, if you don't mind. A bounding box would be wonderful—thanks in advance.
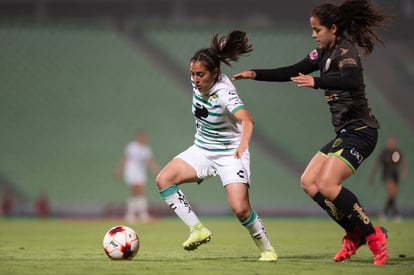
[210,31,253,67]
[339,0,391,54]
[190,30,253,73]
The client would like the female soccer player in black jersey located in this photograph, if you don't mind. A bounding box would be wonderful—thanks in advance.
[233,0,391,265]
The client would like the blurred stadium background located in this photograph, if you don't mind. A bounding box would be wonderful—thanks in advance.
[1,0,413,218]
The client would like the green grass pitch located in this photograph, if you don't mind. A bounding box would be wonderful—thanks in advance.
[0,217,413,274]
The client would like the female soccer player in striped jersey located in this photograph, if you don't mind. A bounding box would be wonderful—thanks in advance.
[156,30,277,262]
[232,0,390,265]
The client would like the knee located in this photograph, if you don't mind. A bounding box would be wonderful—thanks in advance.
[232,205,250,222]
[300,172,318,196]
[315,175,341,201]
[156,171,171,190]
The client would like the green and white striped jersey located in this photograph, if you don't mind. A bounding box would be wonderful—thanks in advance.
[191,74,245,152]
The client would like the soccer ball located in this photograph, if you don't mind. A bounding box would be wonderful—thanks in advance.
[103,225,140,260]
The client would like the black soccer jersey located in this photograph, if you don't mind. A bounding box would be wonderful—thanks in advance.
[307,38,379,132]
[254,38,380,132]
[378,148,404,181]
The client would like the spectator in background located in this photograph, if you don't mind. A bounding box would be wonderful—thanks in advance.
[1,190,13,217]
[369,135,408,222]
[114,130,160,223]
[35,191,49,218]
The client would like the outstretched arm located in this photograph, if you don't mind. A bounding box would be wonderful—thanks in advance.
[400,157,408,179]
[233,58,317,82]
[147,158,161,175]
[233,57,360,91]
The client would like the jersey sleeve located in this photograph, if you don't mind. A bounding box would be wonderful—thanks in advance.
[337,46,360,69]
[306,48,321,65]
[218,88,245,114]
[254,56,318,82]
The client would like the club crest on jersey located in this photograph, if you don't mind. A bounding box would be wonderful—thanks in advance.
[208,93,219,106]
[309,49,318,60]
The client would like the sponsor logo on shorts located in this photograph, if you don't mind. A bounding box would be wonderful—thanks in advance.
[350,148,364,164]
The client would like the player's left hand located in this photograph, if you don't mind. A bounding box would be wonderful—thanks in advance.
[234,145,247,159]
[291,73,314,88]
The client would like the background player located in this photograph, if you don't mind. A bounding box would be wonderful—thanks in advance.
[370,135,408,222]
[115,130,159,223]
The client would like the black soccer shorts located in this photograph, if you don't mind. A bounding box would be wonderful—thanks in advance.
[319,121,378,172]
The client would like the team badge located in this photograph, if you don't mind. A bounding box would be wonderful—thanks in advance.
[332,137,343,148]
[209,93,218,106]
[309,49,318,60]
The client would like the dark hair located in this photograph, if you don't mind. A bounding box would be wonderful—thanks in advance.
[311,0,391,54]
[190,30,253,72]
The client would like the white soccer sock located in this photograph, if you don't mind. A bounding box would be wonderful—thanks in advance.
[125,197,137,223]
[242,211,273,251]
[134,195,150,222]
[160,185,200,227]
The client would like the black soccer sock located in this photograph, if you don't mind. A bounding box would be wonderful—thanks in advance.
[332,187,375,237]
[383,198,392,216]
[312,192,355,232]
[388,198,398,217]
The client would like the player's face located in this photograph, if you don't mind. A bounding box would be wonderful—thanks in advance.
[310,16,337,50]
[190,61,218,94]
[136,132,147,144]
